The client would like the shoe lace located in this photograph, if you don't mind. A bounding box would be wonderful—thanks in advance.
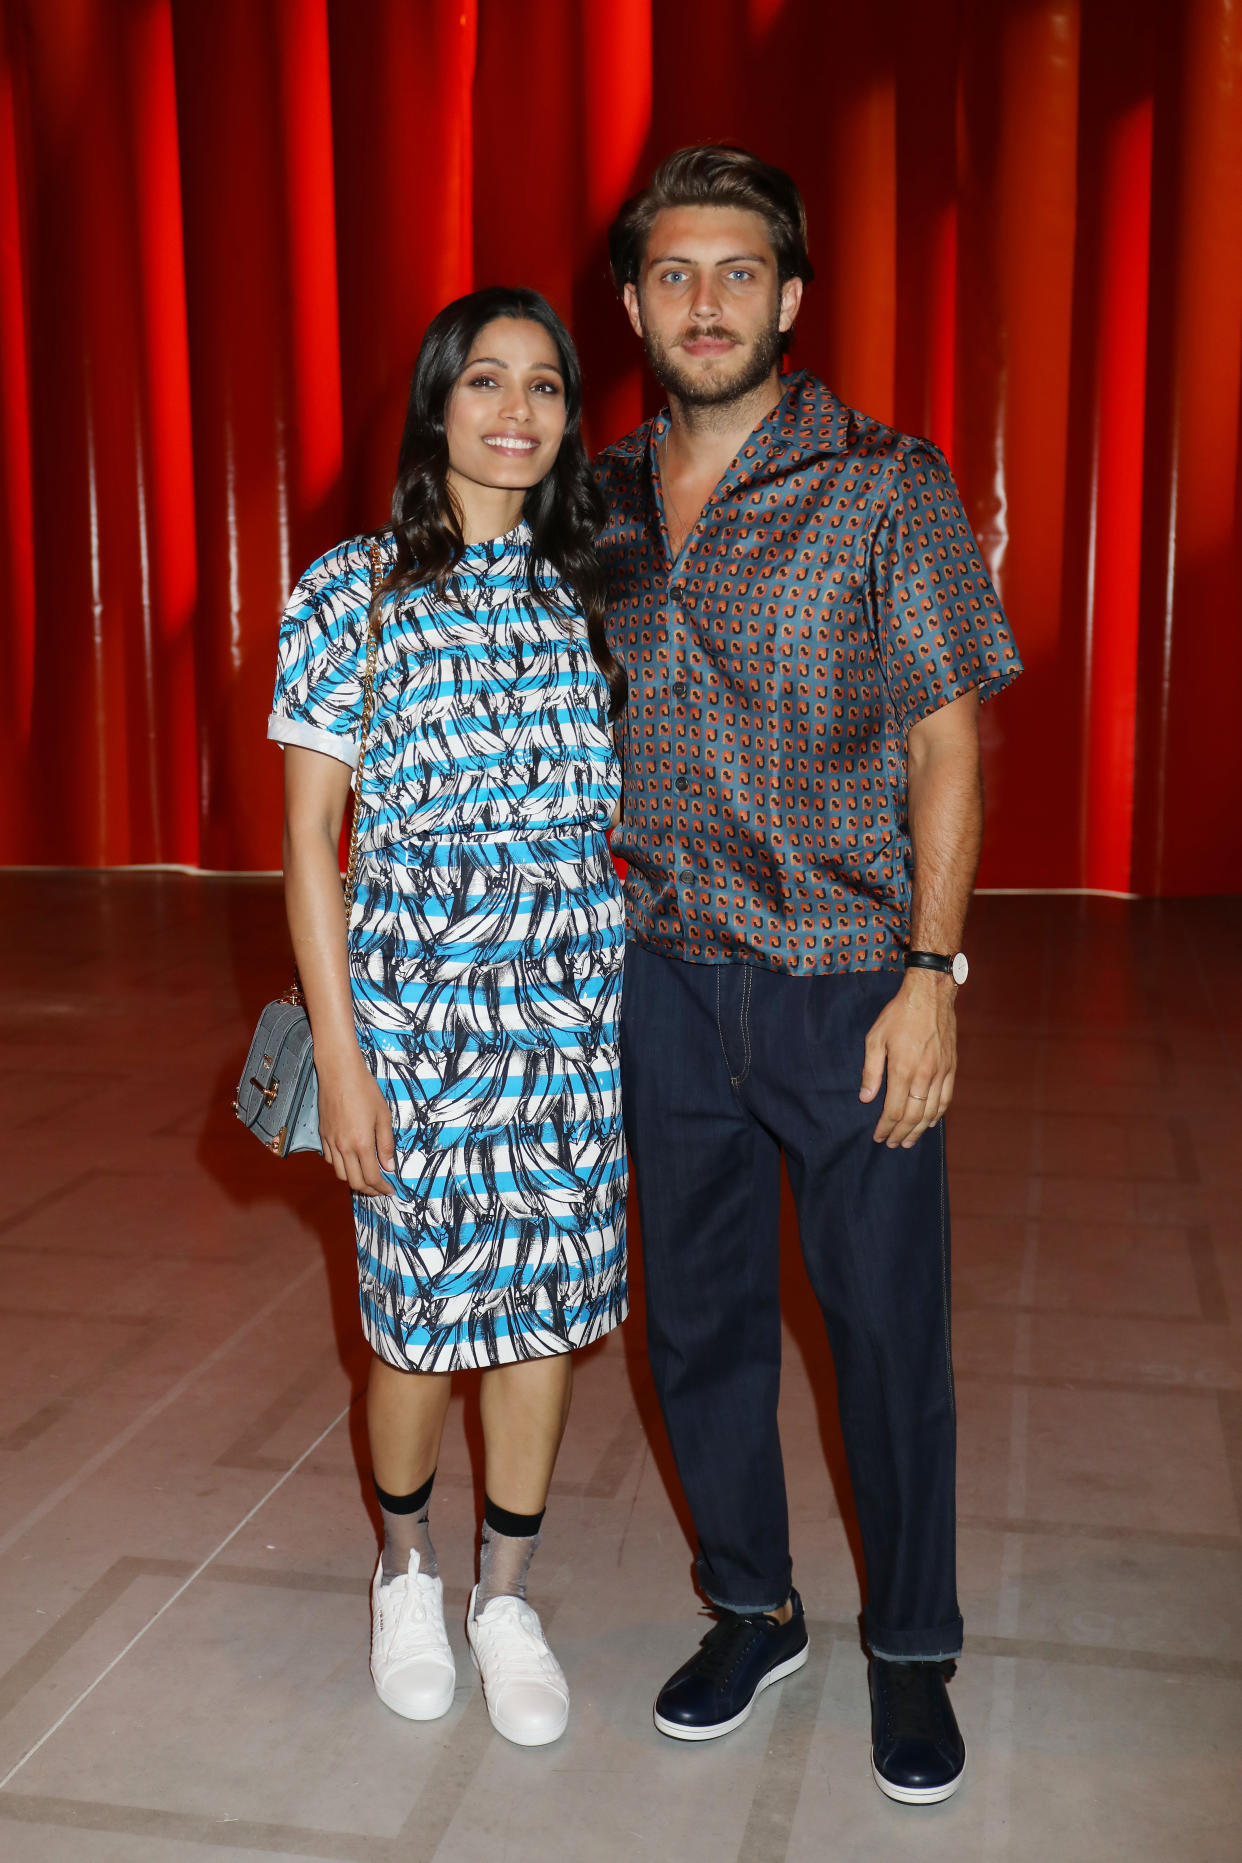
[884,1660,956,1743]
[694,1613,767,1688]
[381,1575,438,1658]
[476,1600,562,1684]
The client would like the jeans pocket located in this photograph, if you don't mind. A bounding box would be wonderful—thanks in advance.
[804,970,903,1095]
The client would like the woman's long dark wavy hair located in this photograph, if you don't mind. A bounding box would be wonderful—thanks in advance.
[380,286,627,720]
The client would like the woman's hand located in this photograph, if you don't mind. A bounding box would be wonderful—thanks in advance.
[316,1048,397,1195]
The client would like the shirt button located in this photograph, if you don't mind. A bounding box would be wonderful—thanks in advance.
[673,678,687,700]
[675,775,688,792]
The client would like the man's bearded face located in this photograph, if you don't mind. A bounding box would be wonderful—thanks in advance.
[640,306,784,407]
[627,205,793,410]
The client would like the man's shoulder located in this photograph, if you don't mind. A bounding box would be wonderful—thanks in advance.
[593,420,652,484]
[792,373,942,480]
[592,421,654,534]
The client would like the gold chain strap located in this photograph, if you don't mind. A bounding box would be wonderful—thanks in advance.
[283,540,383,1008]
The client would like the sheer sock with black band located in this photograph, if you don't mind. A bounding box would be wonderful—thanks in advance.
[475,1495,545,1613]
[374,1470,438,1586]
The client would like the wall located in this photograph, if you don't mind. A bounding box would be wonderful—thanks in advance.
[1,0,1239,889]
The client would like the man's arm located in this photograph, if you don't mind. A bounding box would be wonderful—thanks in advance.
[859,688,983,1146]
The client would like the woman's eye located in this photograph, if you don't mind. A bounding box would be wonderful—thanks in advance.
[466,374,497,389]
[531,379,562,396]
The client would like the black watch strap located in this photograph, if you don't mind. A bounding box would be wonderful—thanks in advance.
[903,950,954,973]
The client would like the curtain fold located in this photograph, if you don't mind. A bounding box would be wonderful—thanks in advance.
[1,0,1238,888]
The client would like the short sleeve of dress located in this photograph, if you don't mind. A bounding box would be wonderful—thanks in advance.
[868,441,1023,733]
[267,539,371,770]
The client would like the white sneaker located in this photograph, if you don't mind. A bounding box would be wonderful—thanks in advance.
[466,1586,570,1747]
[369,1550,456,1721]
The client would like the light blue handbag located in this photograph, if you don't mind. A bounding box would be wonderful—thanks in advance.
[233,991,323,1155]
[234,542,382,1158]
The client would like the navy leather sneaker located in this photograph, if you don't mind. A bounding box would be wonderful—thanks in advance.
[869,1658,966,1803]
[654,1592,809,1740]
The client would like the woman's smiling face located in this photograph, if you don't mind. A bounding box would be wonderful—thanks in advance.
[443,317,568,512]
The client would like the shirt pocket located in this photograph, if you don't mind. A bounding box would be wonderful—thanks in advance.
[803,971,904,1094]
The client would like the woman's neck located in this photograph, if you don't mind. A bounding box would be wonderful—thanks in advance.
[448,472,525,545]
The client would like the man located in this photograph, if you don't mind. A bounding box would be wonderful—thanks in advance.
[595,146,1022,1803]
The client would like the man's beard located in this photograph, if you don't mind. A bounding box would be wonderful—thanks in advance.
[642,310,783,407]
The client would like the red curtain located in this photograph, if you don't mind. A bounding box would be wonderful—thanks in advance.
[2,0,1240,889]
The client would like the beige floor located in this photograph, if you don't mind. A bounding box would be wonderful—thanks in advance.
[0,875,1238,1863]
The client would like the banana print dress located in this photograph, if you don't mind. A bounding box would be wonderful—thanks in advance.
[268,524,627,1371]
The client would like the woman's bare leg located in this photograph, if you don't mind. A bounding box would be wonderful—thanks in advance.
[474,1352,574,1608]
[367,1355,453,1580]
[367,1354,453,1489]
[479,1353,574,1513]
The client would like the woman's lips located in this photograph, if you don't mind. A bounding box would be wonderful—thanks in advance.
[483,434,541,454]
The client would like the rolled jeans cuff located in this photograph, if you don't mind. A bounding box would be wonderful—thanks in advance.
[702,1592,791,1617]
[865,1611,964,1662]
[698,1573,792,1618]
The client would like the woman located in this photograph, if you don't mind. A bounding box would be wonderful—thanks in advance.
[268,287,627,1748]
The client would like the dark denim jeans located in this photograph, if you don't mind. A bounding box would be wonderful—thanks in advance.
[620,941,963,1661]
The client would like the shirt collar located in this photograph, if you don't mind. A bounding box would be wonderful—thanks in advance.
[644,369,853,499]
[461,518,530,558]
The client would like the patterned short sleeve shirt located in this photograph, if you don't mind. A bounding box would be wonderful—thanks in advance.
[595,371,1023,975]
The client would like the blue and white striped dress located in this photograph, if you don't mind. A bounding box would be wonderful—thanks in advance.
[268,524,627,1370]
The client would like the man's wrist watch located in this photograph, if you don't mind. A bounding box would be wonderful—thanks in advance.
[904,949,969,986]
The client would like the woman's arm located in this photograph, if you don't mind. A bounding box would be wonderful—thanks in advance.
[611,723,623,828]
[283,745,396,1194]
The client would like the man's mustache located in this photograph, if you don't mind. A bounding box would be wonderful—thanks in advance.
[676,325,743,349]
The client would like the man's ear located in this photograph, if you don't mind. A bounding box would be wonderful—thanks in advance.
[622,281,644,340]
[778,275,804,335]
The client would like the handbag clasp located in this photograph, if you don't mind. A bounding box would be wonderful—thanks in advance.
[250,1075,280,1106]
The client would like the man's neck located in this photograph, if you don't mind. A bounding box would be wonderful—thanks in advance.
[662,369,787,482]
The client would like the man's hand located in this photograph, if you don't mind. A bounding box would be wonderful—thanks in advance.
[859,970,958,1147]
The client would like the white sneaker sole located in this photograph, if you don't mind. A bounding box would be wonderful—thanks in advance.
[468,1646,570,1747]
[653,1640,810,1741]
[871,1745,967,1804]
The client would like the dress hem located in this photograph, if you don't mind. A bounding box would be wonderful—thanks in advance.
[360,1295,629,1373]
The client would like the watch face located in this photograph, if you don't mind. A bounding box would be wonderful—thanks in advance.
[952,952,969,986]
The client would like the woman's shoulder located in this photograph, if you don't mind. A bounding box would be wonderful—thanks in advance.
[291,530,395,608]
